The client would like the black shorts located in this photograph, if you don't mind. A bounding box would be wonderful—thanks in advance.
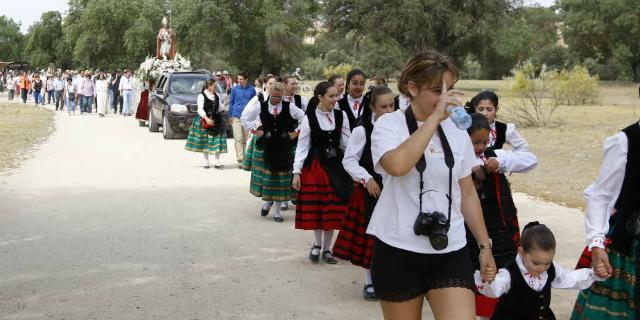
[371,238,475,302]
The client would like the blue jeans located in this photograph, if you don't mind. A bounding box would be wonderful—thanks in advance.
[81,95,93,113]
[33,89,41,105]
[47,90,55,104]
[66,95,76,113]
[122,90,133,114]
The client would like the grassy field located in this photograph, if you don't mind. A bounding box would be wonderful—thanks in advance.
[454,80,639,208]
[0,103,55,174]
[306,79,639,209]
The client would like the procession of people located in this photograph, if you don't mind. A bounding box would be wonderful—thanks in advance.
[4,49,637,320]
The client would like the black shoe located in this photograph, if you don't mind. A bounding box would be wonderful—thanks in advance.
[280,202,289,211]
[214,164,224,170]
[322,251,337,264]
[260,207,269,217]
[204,165,210,169]
[363,285,378,301]
[274,216,284,223]
[308,245,321,263]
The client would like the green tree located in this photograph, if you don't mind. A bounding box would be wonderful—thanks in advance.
[25,11,64,68]
[559,0,640,81]
[324,0,518,57]
[0,15,24,62]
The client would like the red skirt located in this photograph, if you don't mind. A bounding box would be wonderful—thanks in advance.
[333,184,375,269]
[295,159,347,231]
[135,90,149,121]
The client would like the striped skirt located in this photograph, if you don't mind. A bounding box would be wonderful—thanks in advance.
[242,133,257,172]
[185,115,228,154]
[248,139,296,202]
[333,184,375,269]
[295,158,347,231]
[571,239,638,320]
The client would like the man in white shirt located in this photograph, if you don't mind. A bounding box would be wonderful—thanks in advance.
[118,69,134,116]
[54,74,66,111]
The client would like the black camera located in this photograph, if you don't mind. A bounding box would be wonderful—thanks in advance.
[413,211,450,251]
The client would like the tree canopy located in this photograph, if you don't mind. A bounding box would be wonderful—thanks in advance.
[1,0,639,81]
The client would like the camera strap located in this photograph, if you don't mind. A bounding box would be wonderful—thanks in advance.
[405,106,455,224]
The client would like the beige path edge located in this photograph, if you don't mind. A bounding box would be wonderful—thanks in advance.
[0,107,586,319]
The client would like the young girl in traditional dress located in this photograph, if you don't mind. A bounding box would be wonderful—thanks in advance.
[185,79,227,169]
[292,81,351,264]
[465,113,538,318]
[240,82,305,222]
[242,75,278,172]
[476,222,606,320]
[333,86,395,300]
[466,91,536,171]
[336,69,367,131]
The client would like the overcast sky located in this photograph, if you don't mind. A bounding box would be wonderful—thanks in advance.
[6,0,557,34]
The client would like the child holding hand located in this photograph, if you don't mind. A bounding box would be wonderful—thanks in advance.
[475,222,608,320]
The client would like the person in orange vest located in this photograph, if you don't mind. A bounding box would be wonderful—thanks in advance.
[19,72,30,104]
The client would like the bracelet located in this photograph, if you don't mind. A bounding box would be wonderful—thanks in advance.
[478,239,493,250]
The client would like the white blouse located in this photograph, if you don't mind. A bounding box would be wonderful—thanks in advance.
[474,254,601,297]
[196,90,223,118]
[489,122,538,173]
[366,110,478,254]
[293,109,351,174]
[239,99,306,132]
[342,119,375,185]
[336,94,364,120]
[240,94,267,130]
[584,129,632,250]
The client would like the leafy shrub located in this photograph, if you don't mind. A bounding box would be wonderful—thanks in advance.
[322,63,354,80]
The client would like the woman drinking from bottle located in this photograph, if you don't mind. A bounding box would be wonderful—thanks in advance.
[366,50,496,320]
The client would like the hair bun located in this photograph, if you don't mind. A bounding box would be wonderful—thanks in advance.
[523,221,541,232]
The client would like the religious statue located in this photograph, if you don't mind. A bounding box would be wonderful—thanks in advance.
[156,16,177,60]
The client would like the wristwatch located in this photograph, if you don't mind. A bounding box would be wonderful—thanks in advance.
[478,239,493,250]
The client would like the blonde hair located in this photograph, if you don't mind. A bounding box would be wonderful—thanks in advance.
[398,50,459,97]
[270,82,285,93]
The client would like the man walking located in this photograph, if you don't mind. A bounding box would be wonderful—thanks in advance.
[119,69,134,116]
[111,70,123,114]
[80,72,95,114]
[54,73,65,111]
[7,73,15,101]
[228,71,255,166]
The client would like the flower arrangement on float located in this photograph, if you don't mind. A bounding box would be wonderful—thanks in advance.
[135,53,192,81]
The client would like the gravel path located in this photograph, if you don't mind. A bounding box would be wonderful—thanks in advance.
[0,107,588,319]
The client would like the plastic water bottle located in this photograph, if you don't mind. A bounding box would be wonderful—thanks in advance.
[447,105,472,130]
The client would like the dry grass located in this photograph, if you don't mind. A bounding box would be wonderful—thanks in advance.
[454,80,640,209]
[0,103,55,174]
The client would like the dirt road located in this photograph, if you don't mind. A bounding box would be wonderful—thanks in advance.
[0,108,588,319]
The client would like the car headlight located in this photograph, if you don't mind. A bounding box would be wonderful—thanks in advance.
[170,103,188,113]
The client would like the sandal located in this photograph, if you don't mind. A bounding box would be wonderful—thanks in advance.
[322,251,337,264]
[308,245,321,263]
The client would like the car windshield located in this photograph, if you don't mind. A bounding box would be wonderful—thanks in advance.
[168,75,210,94]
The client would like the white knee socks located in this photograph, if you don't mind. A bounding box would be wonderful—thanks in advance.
[312,230,322,255]
[274,201,282,218]
[203,153,210,166]
[365,269,373,286]
[214,153,222,166]
[322,230,334,252]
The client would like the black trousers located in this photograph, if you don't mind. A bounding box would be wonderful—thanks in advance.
[112,90,123,113]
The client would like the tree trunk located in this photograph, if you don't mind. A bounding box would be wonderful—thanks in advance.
[634,61,640,83]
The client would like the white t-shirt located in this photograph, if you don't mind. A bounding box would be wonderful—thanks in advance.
[366,110,477,254]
